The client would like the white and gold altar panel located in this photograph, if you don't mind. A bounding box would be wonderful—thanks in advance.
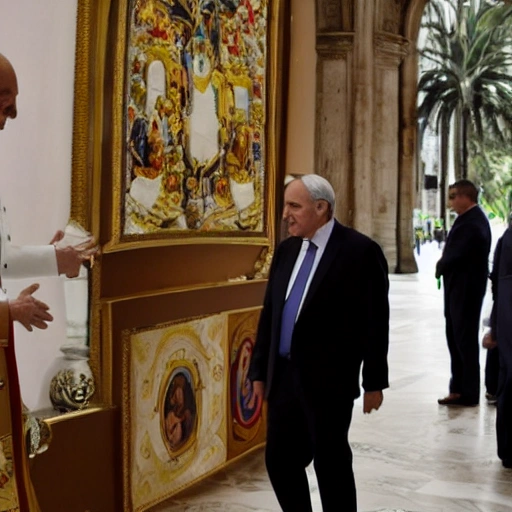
[124,314,228,512]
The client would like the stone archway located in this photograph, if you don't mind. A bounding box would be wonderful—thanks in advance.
[286,0,435,272]
[312,0,411,272]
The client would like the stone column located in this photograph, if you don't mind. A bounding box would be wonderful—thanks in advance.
[372,32,409,270]
[315,33,355,226]
[314,1,355,225]
[351,0,375,237]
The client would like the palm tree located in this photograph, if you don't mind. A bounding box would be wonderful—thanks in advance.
[472,143,512,220]
[418,0,512,192]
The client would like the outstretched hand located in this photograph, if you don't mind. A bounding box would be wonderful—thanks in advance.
[9,283,53,331]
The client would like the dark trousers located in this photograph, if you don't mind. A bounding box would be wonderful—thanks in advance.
[497,366,512,464]
[265,357,356,512]
[445,297,483,403]
[485,347,500,396]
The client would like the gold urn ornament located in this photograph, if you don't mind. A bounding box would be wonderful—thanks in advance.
[49,343,95,413]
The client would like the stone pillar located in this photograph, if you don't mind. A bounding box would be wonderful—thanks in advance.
[352,0,375,236]
[315,0,355,226]
[372,32,409,270]
[315,33,355,226]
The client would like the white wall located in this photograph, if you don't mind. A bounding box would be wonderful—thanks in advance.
[0,0,78,409]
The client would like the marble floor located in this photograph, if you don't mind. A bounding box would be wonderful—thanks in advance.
[151,241,512,512]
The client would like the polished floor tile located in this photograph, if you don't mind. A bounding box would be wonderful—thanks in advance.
[151,242,512,512]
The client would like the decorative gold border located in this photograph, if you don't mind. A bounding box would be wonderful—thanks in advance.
[104,0,279,252]
[226,306,266,460]
[56,0,112,419]
[70,0,111,233]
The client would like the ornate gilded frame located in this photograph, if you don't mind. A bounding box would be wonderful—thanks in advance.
[114,1,276,245]
[70,0,279,254]
[70,0,282,399]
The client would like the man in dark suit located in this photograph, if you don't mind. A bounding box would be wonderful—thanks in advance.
[248,174,390,512]
[436,179,491,407]
[487,225,512,468]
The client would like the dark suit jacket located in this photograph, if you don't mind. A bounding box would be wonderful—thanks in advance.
[248,220,390,401]
[490,227,512,366]
[436,205,491,314]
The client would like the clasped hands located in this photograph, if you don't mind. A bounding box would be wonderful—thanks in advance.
[9,231,99,332]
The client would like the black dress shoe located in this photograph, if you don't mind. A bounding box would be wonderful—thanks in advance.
[502,459,512,469]
[438,396,479,407]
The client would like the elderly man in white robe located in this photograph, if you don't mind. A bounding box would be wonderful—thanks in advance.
[0,52,97,512]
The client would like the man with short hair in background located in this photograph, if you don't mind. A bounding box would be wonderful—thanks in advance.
[436,179,491,407]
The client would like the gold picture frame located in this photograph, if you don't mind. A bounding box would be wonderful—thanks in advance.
[71,0,282,252]
[95,0,281,252]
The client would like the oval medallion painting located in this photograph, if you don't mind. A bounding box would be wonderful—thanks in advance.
[231,337,262,428]
[161,366,198,455]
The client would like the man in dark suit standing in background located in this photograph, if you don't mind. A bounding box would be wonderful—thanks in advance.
[436,179,491,407]
[487,224,512,468]
[248,174,390,512]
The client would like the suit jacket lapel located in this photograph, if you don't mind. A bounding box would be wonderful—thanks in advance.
[300,220,344,313]
[276,237,303,308]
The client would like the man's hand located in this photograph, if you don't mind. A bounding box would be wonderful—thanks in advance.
[9,283,53,331]
[363,390,383,414]
[247,380,265,409]
[482,331,498,349]
[49,230,65,245]
[55,237,99,278]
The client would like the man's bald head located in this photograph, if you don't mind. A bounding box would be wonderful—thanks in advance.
[0,53,18,130]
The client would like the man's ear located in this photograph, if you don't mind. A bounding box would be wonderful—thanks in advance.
[316,200,328,215]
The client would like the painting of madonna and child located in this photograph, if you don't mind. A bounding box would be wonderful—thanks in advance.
[124,0,269,235]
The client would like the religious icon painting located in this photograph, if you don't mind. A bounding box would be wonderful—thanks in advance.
[123,313,227,511]
[160,365,198,456]
[116,0,272,240]
[227,307,266,460]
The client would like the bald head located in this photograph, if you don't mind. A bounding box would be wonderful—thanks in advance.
[0,53,18,130]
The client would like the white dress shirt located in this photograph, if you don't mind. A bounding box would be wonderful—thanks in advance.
[285,218,335,320]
